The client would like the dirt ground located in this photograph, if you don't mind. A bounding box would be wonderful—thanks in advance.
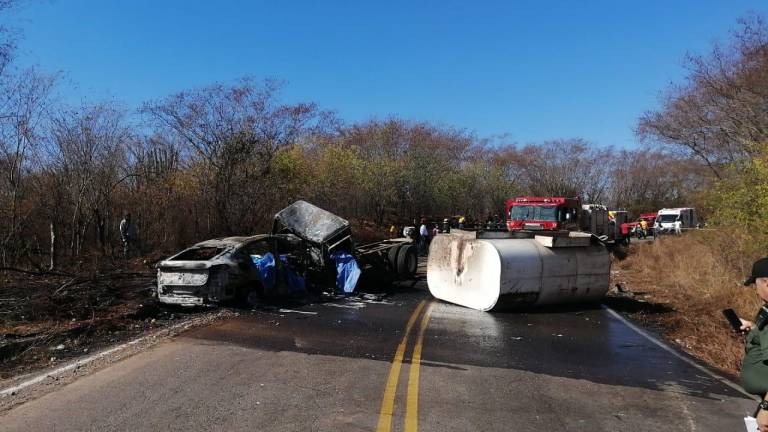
[0,254,203,380]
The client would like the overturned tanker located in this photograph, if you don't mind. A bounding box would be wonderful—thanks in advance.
[426,230,611,311]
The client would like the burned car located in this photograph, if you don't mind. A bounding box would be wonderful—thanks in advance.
[157,201,417,306]
[156,234,306,306]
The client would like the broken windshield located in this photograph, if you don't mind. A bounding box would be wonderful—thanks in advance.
[658,214,679,223]
[509,205,558,222]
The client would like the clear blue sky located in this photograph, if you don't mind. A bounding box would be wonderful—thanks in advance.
[7,0,767,147]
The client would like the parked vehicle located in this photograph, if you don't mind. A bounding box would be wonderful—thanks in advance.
[580,204,609,237]
[157,201,416,306]
[506,197,581,231]
[608,210,631,244]
[656,208,697,233]
[624,212,658,238]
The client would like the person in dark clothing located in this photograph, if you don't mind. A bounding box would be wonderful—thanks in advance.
[119,213,137,258]
[738,258,768,430]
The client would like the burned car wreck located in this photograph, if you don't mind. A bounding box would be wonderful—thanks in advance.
[157,201,417,306]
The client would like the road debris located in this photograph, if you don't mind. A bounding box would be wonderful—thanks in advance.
[276,309,318,315]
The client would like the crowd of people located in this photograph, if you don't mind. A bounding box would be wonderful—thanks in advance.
[386,214,509,256]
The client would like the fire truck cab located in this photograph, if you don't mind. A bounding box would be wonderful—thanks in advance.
[506,197,581,231]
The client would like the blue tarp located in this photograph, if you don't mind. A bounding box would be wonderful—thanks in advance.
[279,255,306,294]
[330,251,361,294]
[251,253,276,292]
[250,253,306,294]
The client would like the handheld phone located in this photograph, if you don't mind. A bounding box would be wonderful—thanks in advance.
[722,308,743,333]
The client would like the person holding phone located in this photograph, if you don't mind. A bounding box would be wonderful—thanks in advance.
[738,257,768,431]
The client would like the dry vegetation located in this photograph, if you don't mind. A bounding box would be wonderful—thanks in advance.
[610,231,763,375]
[0,256,174,379]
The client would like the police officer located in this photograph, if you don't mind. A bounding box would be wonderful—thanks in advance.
[738,257,768,431]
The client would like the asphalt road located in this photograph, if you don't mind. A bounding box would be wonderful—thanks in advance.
[0,283,756,431]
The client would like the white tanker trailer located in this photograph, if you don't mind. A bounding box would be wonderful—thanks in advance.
[426,230,611,311]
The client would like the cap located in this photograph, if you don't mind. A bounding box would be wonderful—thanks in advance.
[745,257,768,286]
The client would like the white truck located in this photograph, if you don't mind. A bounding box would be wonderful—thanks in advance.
[656,208,698,233]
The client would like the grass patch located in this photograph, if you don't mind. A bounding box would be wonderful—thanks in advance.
[610,230,764,376]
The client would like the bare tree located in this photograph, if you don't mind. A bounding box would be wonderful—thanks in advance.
[638,13,768,179]
[512,139,613,203]
[0,69,55,264]
[142,78,335,234]
[46,104,131,256]
[609,150,708,215]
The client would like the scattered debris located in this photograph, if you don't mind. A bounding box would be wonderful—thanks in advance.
[276,309,318,315]
[323,302,367,310]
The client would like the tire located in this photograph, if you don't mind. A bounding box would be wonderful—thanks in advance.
[387,244,401,272]
[397,244,418,278]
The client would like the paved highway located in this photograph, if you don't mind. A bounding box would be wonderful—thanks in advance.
[0,284,756,431]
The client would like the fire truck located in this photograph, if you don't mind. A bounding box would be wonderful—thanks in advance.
[506,197,630,244]
[505,197,581,231]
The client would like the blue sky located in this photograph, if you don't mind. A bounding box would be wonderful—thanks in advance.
[7,0,767,148]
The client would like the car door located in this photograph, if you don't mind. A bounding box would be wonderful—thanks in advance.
[237,239,275,285]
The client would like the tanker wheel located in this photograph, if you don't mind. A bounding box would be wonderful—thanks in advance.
[397,244,418,278]
[387,244,401,272]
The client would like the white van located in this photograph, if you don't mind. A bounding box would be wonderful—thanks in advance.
[656,208,698,232]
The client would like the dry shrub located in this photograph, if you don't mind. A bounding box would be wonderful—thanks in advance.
[614,230,764,375]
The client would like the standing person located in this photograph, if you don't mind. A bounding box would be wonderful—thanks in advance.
[418,218,429,256]
[458,216,465,230]
[674,219,682,235]
[737,258,768,431]
[426,223,437,252]
[639,219,648,239]
[389,223,397,239]
[119,213,136,258]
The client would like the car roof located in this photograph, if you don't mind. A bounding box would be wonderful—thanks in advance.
[193,235,272,248]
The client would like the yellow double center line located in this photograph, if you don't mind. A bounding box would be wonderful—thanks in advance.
[376,300,434,432]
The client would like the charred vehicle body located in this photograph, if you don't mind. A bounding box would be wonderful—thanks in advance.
[156,235,306,306]
[157,201,417,306]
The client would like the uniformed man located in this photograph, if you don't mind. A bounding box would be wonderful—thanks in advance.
[738,257,768,431]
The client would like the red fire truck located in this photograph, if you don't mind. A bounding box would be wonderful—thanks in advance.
[505,197,581,231]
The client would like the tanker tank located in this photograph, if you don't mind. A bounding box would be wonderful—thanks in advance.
[426,230,611,311]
